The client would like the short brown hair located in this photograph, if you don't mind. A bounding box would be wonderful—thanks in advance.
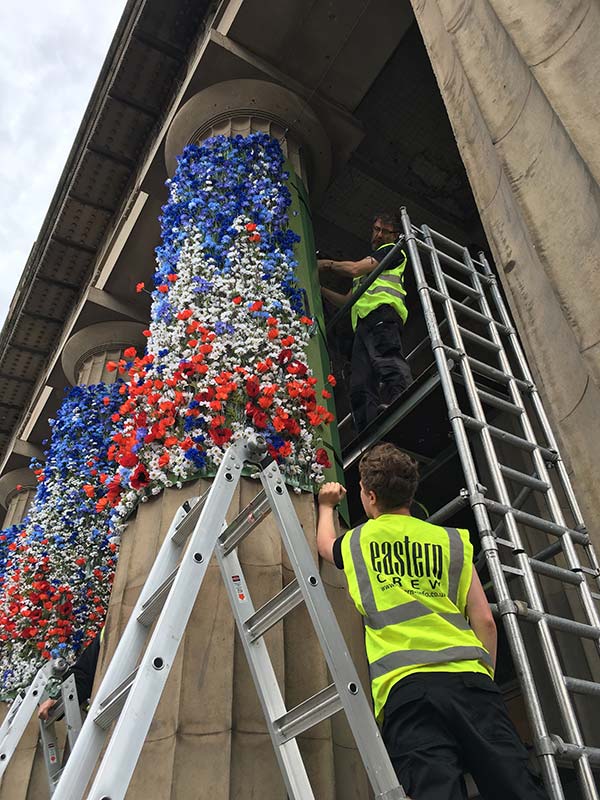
[372,211,401,234]
[359,443,419,511]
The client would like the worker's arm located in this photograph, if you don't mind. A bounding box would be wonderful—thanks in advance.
[317,482,347,563]
[318,256,376,279]
[321,286,352,308]
[466,569,497,670]
[38,698,57,721]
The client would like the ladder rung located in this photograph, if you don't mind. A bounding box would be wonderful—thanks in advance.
[430,288,495,328]
[498,464,550,493]
[564,676,600,698]
[171,491,210,546]
[458,325,501,353]
[501,564,524,577]
[273,683,342,745]
[416,237,479,279]
[442,273,482,300]
[511,602,600,640]
[459,414,557,462]
[528,559,583,587]
[443,345,531,390]
[245,580,303,643]
[484,498,589,544]
[137,566,178,626]
[475,387,523,416]
[592,592,600,602]
[94,668,139,730]
[220,490,271,556]
[550,736,600,768]
[580,565,600,578]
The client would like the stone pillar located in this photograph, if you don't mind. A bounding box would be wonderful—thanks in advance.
[410,0,600,546]
[0,321,147,800]
[96,80,371,799]
[0,469,45,800]
[0,468,37,527]
[61,321,147,386]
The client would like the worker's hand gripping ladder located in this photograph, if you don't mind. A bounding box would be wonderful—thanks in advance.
[400,207,600,800]
[0,658,83,794]
[52,436,408,800]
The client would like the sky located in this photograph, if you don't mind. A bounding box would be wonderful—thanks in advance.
[0,0,128,329]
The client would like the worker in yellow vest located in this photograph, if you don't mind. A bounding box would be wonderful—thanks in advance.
[318,211,412,433]
[316,442,547,800]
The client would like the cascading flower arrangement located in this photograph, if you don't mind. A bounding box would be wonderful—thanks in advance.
[0,132,335,697]
[0,383,124,697]
[103,133,335,519]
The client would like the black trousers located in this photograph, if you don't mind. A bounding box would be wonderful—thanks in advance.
[349,305,412,432]
[382,673,549,800]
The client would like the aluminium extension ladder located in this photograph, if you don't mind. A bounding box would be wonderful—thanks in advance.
[0,659,83,793]
[52,436,407,800]
[399,207,600,800]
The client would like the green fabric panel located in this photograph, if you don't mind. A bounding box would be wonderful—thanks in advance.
[287,166,349,524]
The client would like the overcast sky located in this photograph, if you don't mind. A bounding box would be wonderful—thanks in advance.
[0,0,127,330]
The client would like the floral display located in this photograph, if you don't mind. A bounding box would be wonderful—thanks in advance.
[104,133,334,518]
[0,383,124,696]
[0,132,335,697]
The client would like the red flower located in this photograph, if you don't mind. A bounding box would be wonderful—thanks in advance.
[249,300,263,312]
[143,329,151,337]
[321,389,332,399]
[253,411,268,429]
[245,222,257,231]
[130,463,150,490]
[246,377,260,397]
[177,309,193,320]
[136,282,145,293]
[167,273,178,282]
[315,448,331,468]
[249,233,261,243]
[106,361,117,372]
[158,453,170,467]
[209,427,232,446]
[232,296,242,305]
[300,316,313,325]
[157,285,169,293]
[327,374,337,386]
[123,347,137,359]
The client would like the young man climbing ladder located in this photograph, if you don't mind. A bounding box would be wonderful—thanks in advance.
[317,442,547,800]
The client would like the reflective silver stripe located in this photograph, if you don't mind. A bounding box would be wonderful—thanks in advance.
[350,526,472,633]
[370,646,494,679]
[440,613,472,631]
[366,285,407,300]
[365,600,432,630]
[349,524,372,611]
[445,527,463,605]
[376,273,405,285]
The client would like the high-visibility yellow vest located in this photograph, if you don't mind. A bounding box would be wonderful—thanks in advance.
[351,242,408,331]
[341,514,494,721]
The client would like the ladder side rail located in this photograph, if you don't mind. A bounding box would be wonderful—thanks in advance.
[401,208,565,800]
[75,442,246,800]
[464,250,600,639]
[0,661,55,780]
[479,252,600,591]
[50,498,196,800]
[214,539,317,800]
[60,673,83,752]
[258,461,407,799]
[419,224,598,800]
[38,715,62,793]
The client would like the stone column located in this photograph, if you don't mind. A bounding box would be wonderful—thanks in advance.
[410,0,600,758]
[0,321,147,800]
[61,321,147,386]
[0,468,37,528]
[96,80,371,800]
[410,0,600,546]
[0,470,43,800]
